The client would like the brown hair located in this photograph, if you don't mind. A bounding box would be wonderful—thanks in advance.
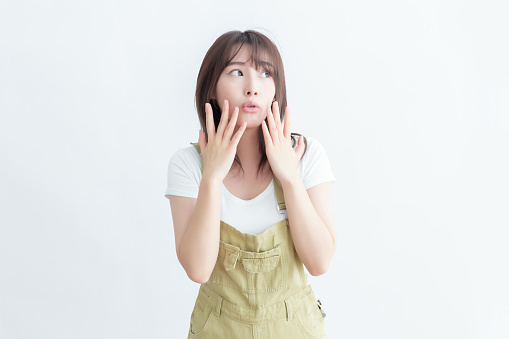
[195,30,307,178]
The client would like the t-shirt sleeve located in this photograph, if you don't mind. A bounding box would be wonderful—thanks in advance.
[164,147,202,199]
[298,136,337,189]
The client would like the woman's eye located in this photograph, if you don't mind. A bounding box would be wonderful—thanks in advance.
[231,70,243,76]
[261,71,270,78]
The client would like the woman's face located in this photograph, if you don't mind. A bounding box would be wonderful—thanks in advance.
[214,45,276,129]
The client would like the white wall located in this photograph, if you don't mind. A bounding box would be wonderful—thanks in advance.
[1,0,508,338]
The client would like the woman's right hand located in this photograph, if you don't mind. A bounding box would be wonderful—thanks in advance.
[198,99,247,183]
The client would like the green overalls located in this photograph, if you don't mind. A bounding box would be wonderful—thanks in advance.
[188,143,327,339]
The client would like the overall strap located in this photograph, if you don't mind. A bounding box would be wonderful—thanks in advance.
[190,142,286,213]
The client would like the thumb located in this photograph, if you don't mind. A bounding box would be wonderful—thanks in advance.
[198,129,207,154]
[295,136,305,161]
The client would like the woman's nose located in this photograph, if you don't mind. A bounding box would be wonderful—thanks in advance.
[245,75,259,96]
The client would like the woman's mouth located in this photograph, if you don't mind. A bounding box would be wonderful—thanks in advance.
[242,101,259,113]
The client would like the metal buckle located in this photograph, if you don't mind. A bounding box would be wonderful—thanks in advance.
[317,299,326,318]
[277,206,287,218]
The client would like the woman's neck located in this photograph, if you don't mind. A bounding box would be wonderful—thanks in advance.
[230,126,268,178]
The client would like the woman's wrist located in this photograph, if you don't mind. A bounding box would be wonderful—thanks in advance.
[201,171,224,188]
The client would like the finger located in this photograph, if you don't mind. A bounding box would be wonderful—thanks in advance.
[216,99,229,138]
[205,103,216,141]
[231,121,247,146]
[198,128,207,152]
[283,106,291,140]
[273,101,284,139]
[223,107,239,142]
[261,120,273,149]
[295,135,305,160]
[267,104,279,145]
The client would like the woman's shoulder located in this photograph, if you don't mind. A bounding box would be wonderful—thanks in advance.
[295,135,336,188]
[168,143,202,171]
[165,144,202,199]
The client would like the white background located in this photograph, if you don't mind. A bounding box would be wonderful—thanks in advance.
[1,0,508,338]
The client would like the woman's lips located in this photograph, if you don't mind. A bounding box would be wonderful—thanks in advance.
[242,101,259,113]
[241,106,259,113]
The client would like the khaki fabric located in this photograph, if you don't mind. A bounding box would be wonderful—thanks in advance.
[187,142,327,338]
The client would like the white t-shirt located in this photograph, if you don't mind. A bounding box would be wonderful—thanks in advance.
[164,136,336,235]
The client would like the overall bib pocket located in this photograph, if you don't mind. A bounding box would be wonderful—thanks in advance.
[212,241,288,294]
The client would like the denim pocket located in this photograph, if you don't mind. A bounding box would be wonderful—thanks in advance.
[212,241,288,294]
[189,298,213,336]
[295,297,326,338]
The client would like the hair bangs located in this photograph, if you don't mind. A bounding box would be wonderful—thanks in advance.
[226,32,279,76]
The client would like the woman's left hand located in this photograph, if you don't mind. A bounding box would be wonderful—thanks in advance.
[261,101,306,185]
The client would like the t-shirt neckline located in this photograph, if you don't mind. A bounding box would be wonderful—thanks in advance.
[221,179,274,204]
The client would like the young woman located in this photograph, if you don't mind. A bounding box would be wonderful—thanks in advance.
[165,30,336,338]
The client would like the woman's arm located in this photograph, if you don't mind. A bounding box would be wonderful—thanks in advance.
[280,176,336,276]
[169,173,222,284]
[259,102,336,275]
[170,100,246,284]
